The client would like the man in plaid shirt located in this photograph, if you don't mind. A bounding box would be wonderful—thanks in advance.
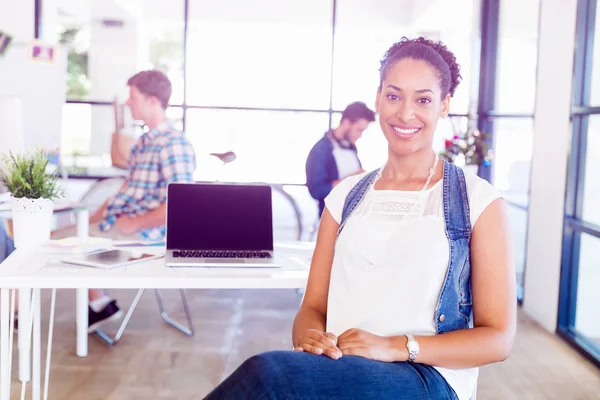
[98,118,195,241]
[54,70,196,331]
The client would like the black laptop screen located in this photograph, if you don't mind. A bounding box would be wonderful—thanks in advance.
[166,183,274,251]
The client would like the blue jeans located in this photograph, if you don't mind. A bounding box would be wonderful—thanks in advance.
[204,351,458,400]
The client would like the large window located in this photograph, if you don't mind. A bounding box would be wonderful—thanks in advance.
[51,0,480,184]
[57,1,185,104]
[581,116,600,226]
[479,0,540,301]
[491,117,535,299]
[186,109,329,184]
[332,0,476,114]
[494,0,540,114]
[574,234,600,343]
[491,118,534,201]
[559,0,600,367]
[186,1,332,109]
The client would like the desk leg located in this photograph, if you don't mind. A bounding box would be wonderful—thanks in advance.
[43,289,57,400]
[76,210,89,358]
[76,209,89,238]
[76,289,88,357]
[1,289,11,400]
[32,288,41,400]
[18,288,31,383]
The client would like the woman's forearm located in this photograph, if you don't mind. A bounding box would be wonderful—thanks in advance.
[390,326,515,369]
[292,306,327,347]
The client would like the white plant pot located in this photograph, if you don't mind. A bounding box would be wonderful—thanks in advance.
[11,197,54,249]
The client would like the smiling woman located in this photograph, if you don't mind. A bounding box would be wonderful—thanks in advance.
[375,37,461,161]
[203,36,516,400]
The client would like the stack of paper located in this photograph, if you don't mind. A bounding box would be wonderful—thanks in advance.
[42,237,111,254]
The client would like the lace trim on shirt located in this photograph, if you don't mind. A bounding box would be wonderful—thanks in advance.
[371,198,425,215]
[353,185,444,221]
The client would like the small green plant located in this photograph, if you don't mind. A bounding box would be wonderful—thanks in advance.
[0,150,64,200]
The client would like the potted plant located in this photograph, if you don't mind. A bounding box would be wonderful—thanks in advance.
[0,149,64,248]
[439,124,493,175]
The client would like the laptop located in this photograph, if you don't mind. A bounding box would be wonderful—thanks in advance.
[165,182,281,268]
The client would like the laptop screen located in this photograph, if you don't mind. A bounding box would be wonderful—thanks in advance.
[166,183,274,251]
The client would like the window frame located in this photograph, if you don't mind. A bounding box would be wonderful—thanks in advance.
[557,0,600,369]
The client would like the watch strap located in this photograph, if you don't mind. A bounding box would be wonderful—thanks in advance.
[405,334,419,363]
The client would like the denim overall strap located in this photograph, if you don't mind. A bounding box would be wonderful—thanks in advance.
[442,161,472,240]
[338,169,380,236]
[436,161,473,334]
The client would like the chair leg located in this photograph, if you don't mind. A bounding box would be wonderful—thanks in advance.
[94,289,145,346]
[94,288,195,346]
[154,289,194,337]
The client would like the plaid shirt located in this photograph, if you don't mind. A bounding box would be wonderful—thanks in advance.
[100,120,196,240]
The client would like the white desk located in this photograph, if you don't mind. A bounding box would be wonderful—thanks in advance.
[0,242,312,400]
[0,202,90,391]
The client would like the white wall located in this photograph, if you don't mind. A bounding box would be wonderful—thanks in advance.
[0,0,66,152]
[0,0,60,43]
[0,0,34,42]
[523,0,578,333]
[0,44,66,150]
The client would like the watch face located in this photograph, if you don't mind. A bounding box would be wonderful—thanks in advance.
[408,341,419,352]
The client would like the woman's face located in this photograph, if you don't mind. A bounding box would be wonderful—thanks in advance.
[375,58,450,157]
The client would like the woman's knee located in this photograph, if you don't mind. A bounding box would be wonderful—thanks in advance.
[240,351,293,379]
[205,351,301,400]
[222,351,295,393]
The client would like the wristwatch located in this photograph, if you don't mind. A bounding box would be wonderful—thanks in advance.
[405,334,420,363]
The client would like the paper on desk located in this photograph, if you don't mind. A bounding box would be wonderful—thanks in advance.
[43,237,111,254]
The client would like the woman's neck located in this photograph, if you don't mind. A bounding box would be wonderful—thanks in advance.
[382,148,438,184]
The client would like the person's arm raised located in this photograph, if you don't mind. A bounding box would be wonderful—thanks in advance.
[110,131,136,170]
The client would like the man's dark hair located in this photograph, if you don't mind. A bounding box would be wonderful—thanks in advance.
[341,102,376,123]
[127,70,172,109]
[379,36,462,97]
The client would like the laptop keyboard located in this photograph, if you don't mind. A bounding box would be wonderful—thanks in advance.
[172,250,272,259]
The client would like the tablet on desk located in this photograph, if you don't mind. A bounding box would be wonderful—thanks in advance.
[61,249,163,269]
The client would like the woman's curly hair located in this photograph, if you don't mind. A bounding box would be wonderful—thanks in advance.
[379,37,462,97]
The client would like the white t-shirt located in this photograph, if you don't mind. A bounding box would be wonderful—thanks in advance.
[324,169,502,400]
[330,138,362,180]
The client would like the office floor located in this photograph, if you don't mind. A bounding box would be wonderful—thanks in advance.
[6,288,600,400]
